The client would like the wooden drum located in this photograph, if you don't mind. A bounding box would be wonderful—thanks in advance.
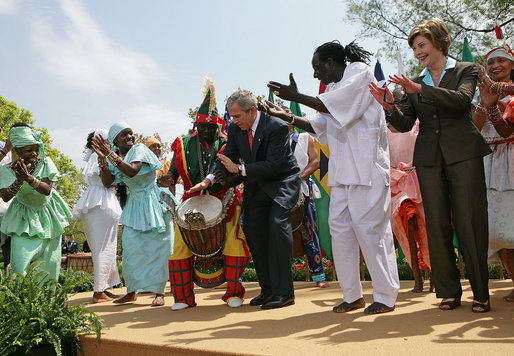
[193,253,225,288]
[66,253,94,273]
[176,194,226,258]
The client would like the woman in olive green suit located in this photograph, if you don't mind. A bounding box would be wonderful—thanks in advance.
[369,18,491,313]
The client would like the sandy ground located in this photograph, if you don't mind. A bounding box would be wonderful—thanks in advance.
[72,279,514,355]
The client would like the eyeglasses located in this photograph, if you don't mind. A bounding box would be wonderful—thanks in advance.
[383,82,408,105]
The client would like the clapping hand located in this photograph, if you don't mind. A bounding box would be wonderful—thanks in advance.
[13,159,31,182]
[217,153,239,174]
[369,82,395,112]
[91,136,111,158]
[388,74,421,94]
[477,65,499,108]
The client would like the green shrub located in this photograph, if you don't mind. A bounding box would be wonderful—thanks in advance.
[58,269,95,294]
[0,265,103,356]
[241,268,258,282]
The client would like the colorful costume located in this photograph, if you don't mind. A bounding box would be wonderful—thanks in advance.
[72,129,122,292]
[0,127,71,280]
[482,96,514,263]
[388,122,431,271]
[169,80,249,307]
[108,123,173,295]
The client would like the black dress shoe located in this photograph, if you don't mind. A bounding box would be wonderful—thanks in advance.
[261,295,295,309]
[249,293,273,306]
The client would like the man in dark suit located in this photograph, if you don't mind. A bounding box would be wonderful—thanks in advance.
[188,89,301,309]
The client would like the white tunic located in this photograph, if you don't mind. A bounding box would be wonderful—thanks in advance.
[310,61,390,187]
[291,132,311,196]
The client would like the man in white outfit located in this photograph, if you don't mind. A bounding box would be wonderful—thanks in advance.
[266,41,399,314]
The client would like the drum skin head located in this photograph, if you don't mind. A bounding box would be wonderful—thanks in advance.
[177,195,223,225]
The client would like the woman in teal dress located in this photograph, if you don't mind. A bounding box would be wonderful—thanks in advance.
[92,122,173,306]
[0,124,71,280]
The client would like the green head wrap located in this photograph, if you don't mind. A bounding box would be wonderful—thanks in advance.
[9,126,46,158]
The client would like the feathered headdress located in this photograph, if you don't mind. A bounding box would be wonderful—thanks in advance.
[195,77,225,129]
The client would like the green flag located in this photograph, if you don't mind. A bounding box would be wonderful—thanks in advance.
[462,36,475,63]
[268,89,275,104]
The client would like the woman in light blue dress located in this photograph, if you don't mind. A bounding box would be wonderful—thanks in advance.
[92,122,173,306]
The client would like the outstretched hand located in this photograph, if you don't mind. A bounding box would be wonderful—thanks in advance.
[388,74,421,94]
[186,178,210,194]
[268,73,299,101]
[261,100,289,121]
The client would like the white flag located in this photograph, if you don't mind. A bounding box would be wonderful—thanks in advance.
[396,47,405,76]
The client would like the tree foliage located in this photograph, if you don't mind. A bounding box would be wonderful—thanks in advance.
[344,0,513,71]
[0,96,84,207]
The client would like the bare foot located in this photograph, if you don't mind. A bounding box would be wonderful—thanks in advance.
[113,292,137,304]
[151,294,165,307]
[411,279,423,293]
[503,288,514,302]
[316,281,329,288]
[104,290,120,299]
[429,279,435,293]
[93,292,113,303]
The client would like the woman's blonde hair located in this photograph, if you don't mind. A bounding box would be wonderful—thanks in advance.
[408,18,451,56]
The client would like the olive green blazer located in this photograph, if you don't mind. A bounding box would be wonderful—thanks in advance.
[388,61,491,166]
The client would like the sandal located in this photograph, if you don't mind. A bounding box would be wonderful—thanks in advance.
[472,299,490,313]
[364,302,395,314]
[439,297,461,310]
[333,297,365,313]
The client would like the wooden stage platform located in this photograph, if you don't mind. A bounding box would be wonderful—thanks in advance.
[71,280,514,355]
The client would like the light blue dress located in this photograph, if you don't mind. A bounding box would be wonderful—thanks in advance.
[111,143,173,294]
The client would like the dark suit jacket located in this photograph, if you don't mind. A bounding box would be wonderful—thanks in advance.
[387,61,491,166]
[212,112,300,210]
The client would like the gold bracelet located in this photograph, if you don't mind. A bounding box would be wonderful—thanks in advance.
[30,178,40,189]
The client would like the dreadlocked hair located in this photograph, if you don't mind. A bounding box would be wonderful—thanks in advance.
[344,41,371,64]
[314,40,371,65]
[86,131,95,149]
